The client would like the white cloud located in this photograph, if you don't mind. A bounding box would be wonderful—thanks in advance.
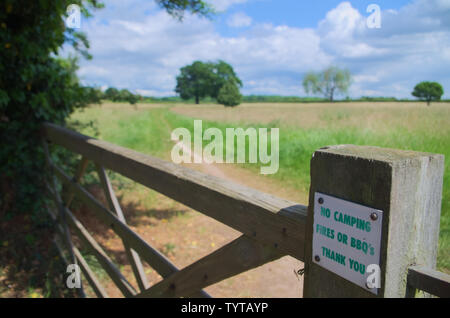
[74,0,450,99]
[318,2,386,58]
[353,74,380,84]
[77,4,331,96]
[315,0,450,98]
[227,12,252,28]
[319,2,365,40]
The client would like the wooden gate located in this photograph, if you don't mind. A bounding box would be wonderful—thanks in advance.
[42,123,307,298]
[41,123,450,298]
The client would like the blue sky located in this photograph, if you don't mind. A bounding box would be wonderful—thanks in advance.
[216,0,411,33]
[72,0,450,98]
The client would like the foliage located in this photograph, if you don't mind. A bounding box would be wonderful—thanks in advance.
[119,89,140,104]
[0,0,210,220]
[104,87,119,101]
[358,96,397,102]
[175,60,242,104]
[211,60,243,99]
[175,61,216,104]
[242,95,327,103]
[156,0,213,20]
[136,94,450,104]
[217,81,242,107]
[0,0,211,299]
[0,0,103,218]
[104,87,140,104]
[303,66,352,102]
[412,81,444,106]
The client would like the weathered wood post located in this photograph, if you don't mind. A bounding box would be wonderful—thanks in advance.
[303,145,444,297]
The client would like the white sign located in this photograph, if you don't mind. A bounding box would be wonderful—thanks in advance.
[312,192,383,294]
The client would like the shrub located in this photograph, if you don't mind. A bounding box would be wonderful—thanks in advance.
[217,81,242,107]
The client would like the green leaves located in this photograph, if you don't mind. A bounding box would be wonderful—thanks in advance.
[156,0,214,20]
[217,81,242,107]
[303,66,352,102]
[412,81,444,106]
[0,90,10,107]
[175,60,242,104]
[0,1,102,217]
[0,0,212,220]
[104,87,140,104]
[175,61,216,103]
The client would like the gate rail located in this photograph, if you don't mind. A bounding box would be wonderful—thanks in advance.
[406,266,450,298]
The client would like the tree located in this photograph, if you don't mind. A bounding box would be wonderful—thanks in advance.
[412,81,444,106]
[175,61,216,104]
[83,86,104,104]
[104,87,119,101]
[127,93,140,105]
[0,0,212,220]
[303,66,352,102]
[211,60,243,99]
[118,89,133,103]
[175,60,242,104]
[217,81,242,107]
[120,89,140,105]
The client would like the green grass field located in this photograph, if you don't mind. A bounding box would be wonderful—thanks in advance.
[70,102,450,271]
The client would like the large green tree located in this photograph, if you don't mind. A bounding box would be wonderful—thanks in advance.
[175,61,216,104]
[175,60,242,104]
[412,81,444,106]
[0,0,212,218]
[303,66,352,102]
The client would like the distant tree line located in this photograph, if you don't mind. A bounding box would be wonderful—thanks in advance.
[137,94,450,104]
[98,69,446,107]
[103,87,141,104]
[77,86,142,105]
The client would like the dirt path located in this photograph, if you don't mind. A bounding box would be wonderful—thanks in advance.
[168,135,306,298]
[184,162,305,298]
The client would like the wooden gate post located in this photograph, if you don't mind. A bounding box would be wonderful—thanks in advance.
[303,145,444,297]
